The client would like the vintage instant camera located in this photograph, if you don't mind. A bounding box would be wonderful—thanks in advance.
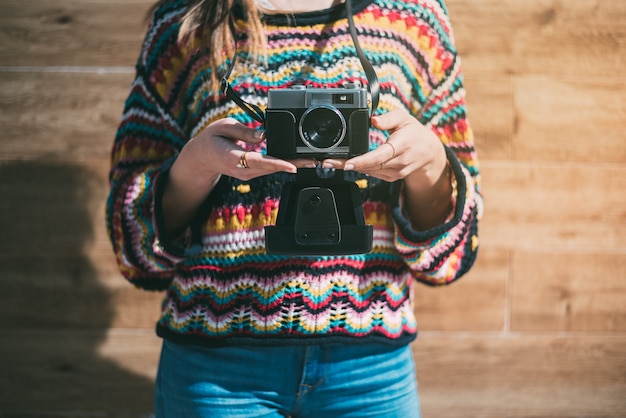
[265,83,370,160]
[264,83,374,256]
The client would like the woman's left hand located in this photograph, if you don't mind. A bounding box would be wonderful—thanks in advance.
[322,108,452,229]
[323,109,447,192]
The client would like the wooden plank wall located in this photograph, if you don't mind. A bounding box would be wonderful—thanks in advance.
[0,0,624,416]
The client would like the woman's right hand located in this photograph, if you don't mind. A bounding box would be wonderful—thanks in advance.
[184,118,300,182]
[161,118,312,237]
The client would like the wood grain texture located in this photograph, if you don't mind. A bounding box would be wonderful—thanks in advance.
[0,71,134,159]
[0,0,152,67]
[466,74,626,163]
[511,251,626,332]
[513,76,626,163]
[414,248,509,331]
[0,274,164,330]
[0,330,159,414]
[465,76,514,160]
[414,333,626,417]
[447,0,626,78]
[479,161,626,251]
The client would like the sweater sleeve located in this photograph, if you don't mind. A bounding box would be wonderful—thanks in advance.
[391,1,483,286]
[105,7,190,290]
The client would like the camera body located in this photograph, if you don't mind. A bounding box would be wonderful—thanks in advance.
[265,83,370,159]
[263,83,374,256]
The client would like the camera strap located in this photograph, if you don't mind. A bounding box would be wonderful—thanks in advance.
[220,0,380,123]
[221,16,267,124]
[344,0,379,115]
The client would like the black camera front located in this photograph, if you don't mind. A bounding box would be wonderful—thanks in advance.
[265,84,370,160]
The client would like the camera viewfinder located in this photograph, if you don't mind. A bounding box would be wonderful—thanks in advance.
[333,94,353,104]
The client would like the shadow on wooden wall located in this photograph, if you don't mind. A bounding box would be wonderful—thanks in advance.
[0,0,625,416]
[0,161,154,415]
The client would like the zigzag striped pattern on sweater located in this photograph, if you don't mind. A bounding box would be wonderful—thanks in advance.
[106,0,483,346]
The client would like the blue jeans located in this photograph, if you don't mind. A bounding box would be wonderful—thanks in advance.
[155,340,421,418]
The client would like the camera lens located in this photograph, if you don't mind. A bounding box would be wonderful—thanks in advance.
[299,105,346,152]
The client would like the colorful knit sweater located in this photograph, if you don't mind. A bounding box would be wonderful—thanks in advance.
[106,0,483,347]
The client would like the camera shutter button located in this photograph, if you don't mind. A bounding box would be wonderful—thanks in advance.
[343,81,360,89]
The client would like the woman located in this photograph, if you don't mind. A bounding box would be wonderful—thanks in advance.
[106,0,482,416]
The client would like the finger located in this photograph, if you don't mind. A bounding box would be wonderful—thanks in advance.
[289,158,319,169]
[371,109,413,131]
[341,143,395,171]
[235,151,297,174]
[320,158,347,169]
[381,142,396,160]
[211,118,266,144]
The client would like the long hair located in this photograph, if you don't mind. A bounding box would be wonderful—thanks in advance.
[148,0,266,87]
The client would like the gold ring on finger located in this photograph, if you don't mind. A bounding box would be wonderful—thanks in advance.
[237,151,250,169]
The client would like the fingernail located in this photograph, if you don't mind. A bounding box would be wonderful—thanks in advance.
[344,163,355,171]
[254,130,266,139]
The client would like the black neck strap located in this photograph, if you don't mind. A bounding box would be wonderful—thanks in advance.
[220,15,267,124]
[221,0,380,124]
[344,0,379,115]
